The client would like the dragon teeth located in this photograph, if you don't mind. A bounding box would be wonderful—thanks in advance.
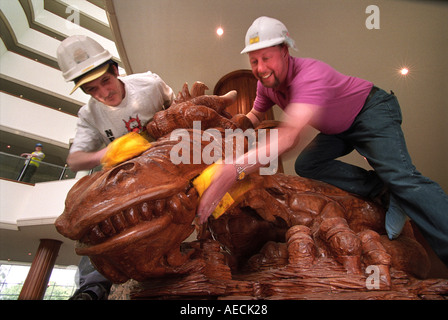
[89,225,105,243]
[111,211,127,232]
[141,202,152,220]
[99,218,116,236]
[125,207,139,226]
[83,192,195,246]
[154,199,165,216]
[84,202,155,245]
[168,194,182,213]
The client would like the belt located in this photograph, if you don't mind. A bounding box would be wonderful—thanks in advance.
[364,86,379,105]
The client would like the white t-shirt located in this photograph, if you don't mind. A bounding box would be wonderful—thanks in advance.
[70,71,174,153]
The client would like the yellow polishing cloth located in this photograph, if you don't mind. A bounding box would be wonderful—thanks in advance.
[192,163,253,219]
[101,132,152,169]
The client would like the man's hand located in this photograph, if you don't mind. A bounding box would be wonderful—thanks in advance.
[67,148,108,172]
[196,163,237,224]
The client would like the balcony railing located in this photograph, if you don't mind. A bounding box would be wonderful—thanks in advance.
[0,151,76,184]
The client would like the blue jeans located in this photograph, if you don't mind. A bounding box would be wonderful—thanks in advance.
[295,88,448,266]
[71,256,112,300]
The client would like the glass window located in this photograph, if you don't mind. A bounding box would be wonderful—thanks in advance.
[0,262,77,300]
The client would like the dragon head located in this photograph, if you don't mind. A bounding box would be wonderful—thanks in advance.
[55,137,210,282]
[55,83,248,283]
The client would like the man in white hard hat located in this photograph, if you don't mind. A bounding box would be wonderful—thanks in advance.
[57,35,175,172]
[57,35,175,299]
[197,16,448,267]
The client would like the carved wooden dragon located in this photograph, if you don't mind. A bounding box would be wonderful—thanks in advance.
[55,82,446,299]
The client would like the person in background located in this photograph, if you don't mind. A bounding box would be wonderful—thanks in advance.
[18,143,45,183]
[57,35,175,299]
[196,16,448,267]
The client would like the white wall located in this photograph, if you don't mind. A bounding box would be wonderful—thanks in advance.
[0,179,78,229]
[0,39,88,105]
[0,178,80,265]
[0,92,79,148]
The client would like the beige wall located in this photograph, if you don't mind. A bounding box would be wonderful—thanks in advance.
[111,0,448,192]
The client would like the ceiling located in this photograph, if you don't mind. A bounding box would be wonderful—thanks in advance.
[0,0,118,166]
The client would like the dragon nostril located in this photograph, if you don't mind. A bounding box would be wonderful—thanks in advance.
[106,162,136,184]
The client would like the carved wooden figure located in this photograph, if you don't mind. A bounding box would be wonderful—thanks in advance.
[55,82,447,299]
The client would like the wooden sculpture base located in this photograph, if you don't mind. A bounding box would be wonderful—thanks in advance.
[129,240,448,300]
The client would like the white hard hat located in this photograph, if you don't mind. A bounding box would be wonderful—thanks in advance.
[241,16,297,54]
[57,35,113,91]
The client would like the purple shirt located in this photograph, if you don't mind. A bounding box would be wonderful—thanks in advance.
[253,56,373,134]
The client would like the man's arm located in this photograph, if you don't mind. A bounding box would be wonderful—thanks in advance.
[196,102,317,223]
[67,148,108,172]
[246,108,266,127]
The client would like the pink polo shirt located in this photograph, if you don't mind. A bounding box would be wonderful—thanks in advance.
[253,56,373,134]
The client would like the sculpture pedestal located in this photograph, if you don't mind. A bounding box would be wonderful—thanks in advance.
[129,240,448,300]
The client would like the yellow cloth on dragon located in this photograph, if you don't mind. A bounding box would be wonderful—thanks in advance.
[192,162,254,219]
[101,132,152,169]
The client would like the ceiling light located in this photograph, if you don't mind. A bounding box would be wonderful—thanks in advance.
[400,67,409,76]
[216,27,224,36]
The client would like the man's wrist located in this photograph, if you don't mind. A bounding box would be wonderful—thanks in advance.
[234,164,246,181]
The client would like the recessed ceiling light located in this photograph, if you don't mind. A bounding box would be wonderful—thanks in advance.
[400,67,409,76]
[216,27,224,36]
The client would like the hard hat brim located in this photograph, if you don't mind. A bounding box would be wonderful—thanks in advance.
[70,64,110,95]
[241,37,285,54]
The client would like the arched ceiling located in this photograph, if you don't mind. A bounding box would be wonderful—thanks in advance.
[0,0,120,165]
